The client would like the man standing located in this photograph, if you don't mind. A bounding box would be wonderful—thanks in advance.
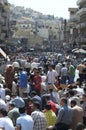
[68,63,75,84]
[31,101,47,130]
[60,63,68,85]
[81,94,86,127]
[43,104,57,126]
[77,62,85,87]
[8,102,20,126]
[19,68,28,97]
[33,70,42,96]
[16,106,34,130]
[4,65,14,91]
[0,108,15,130]
[70,100,83,130]
[46,64,58,86]
[55,97,72,130]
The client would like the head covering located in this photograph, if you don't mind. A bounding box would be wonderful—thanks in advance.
[12,62,20,68]
[11,96,25,108]
[0,74,4,83]
[5,95,10,101]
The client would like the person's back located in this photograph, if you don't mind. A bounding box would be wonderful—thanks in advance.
[19,71,27,88]
[0,98,7,110]
[69,64,75,84]
[8,102,20,126]
[0,108,15,130]
[55,97,73,130]
[46,126,57,130]
[16,113,33,130]
[31,101,47,130]
[60,64,68,84]
[70,100,83,130]
[76,122,85,130]
[19,70,28,97]
[44,104,57,126]
[0,85,5,100]
[16,107,33,130]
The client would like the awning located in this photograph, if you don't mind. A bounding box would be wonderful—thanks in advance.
[0,48,7,58]
[72,48,78,52]
[74,48,86,54]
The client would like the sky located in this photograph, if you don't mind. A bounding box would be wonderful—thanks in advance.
[8,0,78,19]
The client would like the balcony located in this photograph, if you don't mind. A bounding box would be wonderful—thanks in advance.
[0,33,6,40]
[76,23,86,28]
[2,12,7,17]
[70,15,79,22]
[3,0,9,5]
[81,37,86,42]
[0,0,3,6]
[76,8,86,16]
[2,26,8,31]
[77,0,86,5]
[0,17,5,24]
[0,25,1,33]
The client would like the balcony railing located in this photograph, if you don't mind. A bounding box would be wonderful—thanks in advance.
[2,12,7,17]
[81,37,86,42]
[77,0,86,5]
[0,17,5,24]
[76,8,86,16]
[76,23,86,28]
[2,26,8,31]
[0,33,6,40]
[0,25,1,33]
[0,1,3,6]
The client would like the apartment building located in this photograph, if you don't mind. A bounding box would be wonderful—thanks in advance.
[76,0,86,48]
[0,0,10,43]
[68,8,78,45]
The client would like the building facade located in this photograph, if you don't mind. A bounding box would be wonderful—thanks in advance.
[76,0,86,48]
[68,8,78,46]
[0,0,10,43]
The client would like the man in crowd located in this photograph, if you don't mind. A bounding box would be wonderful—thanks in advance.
[0,108,15,130]
[77,62,85,87]
[70,100,83,130]
[82,94,86,127]
[19,68,28,97]
[55,97,73,130]
[46,64,58,87]
[60,63,68,85]
[16,104,34,130]
[8,101,20,126]
[43,104,57,126]
[31,101,47,130]
[68,62,75,84]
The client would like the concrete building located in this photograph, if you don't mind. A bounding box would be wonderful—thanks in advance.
[76,0,86,48]
[69,8,78,22]
[0,0,10,43]
[68,8,78,46]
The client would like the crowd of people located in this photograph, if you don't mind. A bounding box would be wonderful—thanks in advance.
[0,53,86,130]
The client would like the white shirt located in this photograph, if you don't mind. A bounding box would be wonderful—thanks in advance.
[61,67,67,76]
[0,116,15,130]
[31,62,39,70]
[0,99,7,110]
[47,69,58,84]
[0,86,5,101]
[55,64,61,76]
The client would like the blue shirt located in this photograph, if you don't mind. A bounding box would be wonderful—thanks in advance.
[16,113,34,130]
[19,71,27,88]
[57,105,73,125]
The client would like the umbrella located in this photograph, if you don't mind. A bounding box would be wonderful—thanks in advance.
[74,49,86,54]
[72,48,78,52]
